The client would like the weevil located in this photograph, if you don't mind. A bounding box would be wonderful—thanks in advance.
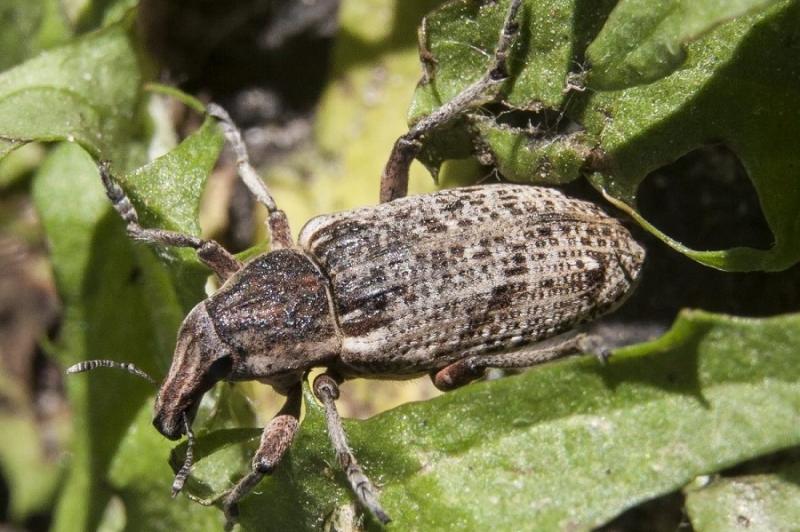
[67,0,645,527]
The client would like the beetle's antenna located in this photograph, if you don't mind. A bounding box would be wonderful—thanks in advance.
[66,359,157,385]
[66,360,197,496]
[172,412,195,497]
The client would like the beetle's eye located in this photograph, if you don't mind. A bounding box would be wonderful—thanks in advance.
[207,355,233,382]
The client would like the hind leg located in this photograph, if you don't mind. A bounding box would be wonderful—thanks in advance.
[431,332,610,391]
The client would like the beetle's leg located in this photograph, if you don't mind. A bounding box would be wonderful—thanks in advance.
[379,0,523,203]
[313,373,391,524]
[99,161,241,280]
[431,332,610,391]
[207,103,294,249]
[220,383,302,529]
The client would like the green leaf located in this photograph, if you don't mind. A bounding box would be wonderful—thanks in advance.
[32,143,156,531]
[31,127,220,530]
[105,396,244,531]
[175,311,800,529]
[0,373,63,522]
[586,0,781,89]
[0,11,142,164]
[0,0,72,71]
[410,0,800,272]
[117,114,223,238]
[684,459,800,531]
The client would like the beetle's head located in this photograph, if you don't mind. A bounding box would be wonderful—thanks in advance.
[152,302,235,440]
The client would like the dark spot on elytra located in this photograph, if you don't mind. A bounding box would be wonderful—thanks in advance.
[444,199,465,212]
[422,217,447,233]
[504,266,529,276]
[450,244,465,257]
[472,250,491,259]
[487,285,512,310]
[512,254,526,264]
[537,227,552,237]
[584,267,605,286]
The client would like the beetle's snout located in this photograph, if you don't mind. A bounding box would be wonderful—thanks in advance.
[152,408,184,440]
[151,302,234,441]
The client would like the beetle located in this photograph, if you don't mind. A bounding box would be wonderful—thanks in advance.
[67,0,644,527]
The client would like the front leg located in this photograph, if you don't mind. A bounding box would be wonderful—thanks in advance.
[313,373,391,524]
[221,383,302,529]
[99,161,242,280]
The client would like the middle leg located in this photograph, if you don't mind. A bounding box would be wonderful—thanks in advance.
[313,373,391,524]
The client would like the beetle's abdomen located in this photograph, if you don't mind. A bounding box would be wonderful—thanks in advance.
[299,185,644,375]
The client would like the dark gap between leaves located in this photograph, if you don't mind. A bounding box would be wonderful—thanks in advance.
[637,144,772,251]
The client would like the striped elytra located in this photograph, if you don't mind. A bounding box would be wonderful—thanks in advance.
[295,184,645,377]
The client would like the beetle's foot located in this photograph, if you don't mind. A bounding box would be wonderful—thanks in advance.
[222,498,240,531]
[185,490,229,507]
[577,334,612,365]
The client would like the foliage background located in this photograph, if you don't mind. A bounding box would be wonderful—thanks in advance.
[0,0,798,530]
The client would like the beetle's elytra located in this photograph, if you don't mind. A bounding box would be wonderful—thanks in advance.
[300,184,644,375]
[67,0,645,526]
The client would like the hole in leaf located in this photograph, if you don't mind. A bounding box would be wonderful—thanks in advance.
[637,144,772,250]
[482,103,583,137]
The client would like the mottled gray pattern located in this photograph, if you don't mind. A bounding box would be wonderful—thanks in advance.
[299,184,645,376]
